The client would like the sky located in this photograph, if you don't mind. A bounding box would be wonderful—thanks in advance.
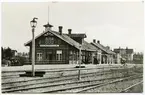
[1,2,144,53]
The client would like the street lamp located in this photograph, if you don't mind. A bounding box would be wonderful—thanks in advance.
[30,17,38,77]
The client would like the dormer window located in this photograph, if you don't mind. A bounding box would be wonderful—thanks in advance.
[45,37,54,44]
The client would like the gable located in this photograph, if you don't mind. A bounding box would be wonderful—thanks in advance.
[24,29,97,51]
[36,32,64,47]
[24,30,80,50]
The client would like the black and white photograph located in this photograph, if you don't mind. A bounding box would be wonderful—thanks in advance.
[1,1,144,94]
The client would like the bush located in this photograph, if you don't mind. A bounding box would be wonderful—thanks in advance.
[10,56,27,66]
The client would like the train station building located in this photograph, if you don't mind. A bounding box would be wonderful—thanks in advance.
[24,22,116,65]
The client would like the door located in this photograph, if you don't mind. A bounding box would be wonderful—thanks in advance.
[46,51,53,61]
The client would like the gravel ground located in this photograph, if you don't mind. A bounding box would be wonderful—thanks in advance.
[8,72,126,93]
[3,67,126,90]
[2,66,139,87]
[2,67,112,84]
[2,64,142,93]
[84,77,143,93]
[125,82,143,93]
[2,70,112,89]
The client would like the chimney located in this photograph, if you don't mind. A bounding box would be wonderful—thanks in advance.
[68,29,72,35]
[126,47,128,50]
[93,39,96,43]
[97,40,100,44]
[59,26,63,35]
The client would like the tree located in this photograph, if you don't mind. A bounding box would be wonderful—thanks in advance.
[1,47,4,59]
[4,47,13,59]
[133,52,143,64]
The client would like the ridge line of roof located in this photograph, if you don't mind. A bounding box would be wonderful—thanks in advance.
[49,30,80,50]
[91,42,115,54]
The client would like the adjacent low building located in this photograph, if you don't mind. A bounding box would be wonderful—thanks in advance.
[91,40,116,64]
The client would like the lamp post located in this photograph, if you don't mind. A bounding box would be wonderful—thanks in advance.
[78,44,82,80]
[30,17,38,77]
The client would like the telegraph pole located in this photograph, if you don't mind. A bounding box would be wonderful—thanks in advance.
[78,45,82,80]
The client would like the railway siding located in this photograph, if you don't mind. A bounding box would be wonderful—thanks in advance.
[2,65,143,93]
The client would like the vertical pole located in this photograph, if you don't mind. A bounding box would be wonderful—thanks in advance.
[78,45,81,80]
[32,28,35,77]
[107,55,109,64]
[92,53,94,64]
[100,53,102,64]
[72,51,74,64]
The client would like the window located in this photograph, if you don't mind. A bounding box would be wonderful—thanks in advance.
[69,50,72,60]
[37,53,42,61]
[73,51,76,60]
[39,39,45,44]
[45,37,54,45]
[56,50,62,61]
[70,51,72,55]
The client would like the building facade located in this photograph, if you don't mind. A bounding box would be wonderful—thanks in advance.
[91,40,116,64]
[24,23,97,64]
[25,22,119,65]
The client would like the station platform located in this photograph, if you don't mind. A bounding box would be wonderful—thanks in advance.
[1,63,139,72]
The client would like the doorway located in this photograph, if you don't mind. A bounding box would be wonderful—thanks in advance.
[46,51,53,61]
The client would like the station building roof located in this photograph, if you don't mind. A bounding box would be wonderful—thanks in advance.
[91,42,115,55]
[24,29,97,52]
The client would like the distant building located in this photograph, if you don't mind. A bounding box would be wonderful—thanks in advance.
[114,47,134,63]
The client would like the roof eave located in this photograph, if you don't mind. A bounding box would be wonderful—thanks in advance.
[82,48,97,52]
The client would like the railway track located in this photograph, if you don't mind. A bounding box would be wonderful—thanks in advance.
[2,66,125,84]
[76,75,142,93]
[2,69,111,85]
[2,70,118,90]
[120,81,143,93]
[2,66,135,87]
[2,71,142,93]
[43,74,142,93]
[2,75,126,93]
[2,66,142,93]
[2,66,134,81]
